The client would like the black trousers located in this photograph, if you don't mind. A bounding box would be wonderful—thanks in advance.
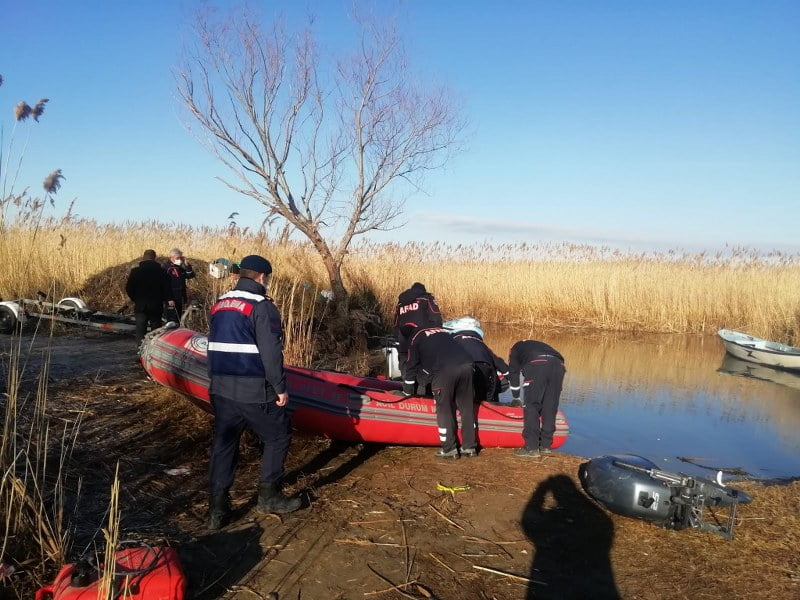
[165,302,183,324]
[134,307,162,344]
[521,357,564,450]
[209,394,292,497]
[473,362,499,403]
[396,331,410,379]
[432,363,477,452]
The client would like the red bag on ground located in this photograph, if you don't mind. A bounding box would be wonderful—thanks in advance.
[35,545,186,600]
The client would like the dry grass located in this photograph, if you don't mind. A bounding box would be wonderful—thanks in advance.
[347,241,800,343]
[98,465,120,600]
[2,222,800,344]
[0,329,78,595]
[0,220,318,302]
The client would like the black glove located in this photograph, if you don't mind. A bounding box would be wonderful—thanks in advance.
[402,381,415,396]
[498,375,510,393]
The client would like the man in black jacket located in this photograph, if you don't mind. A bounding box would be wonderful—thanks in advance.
[445,317,510,404]
[125,249,169,344]
[403,326,477,459]
[394,282,443,381]
[508,340,565,458]
[206,254,302,529]
[162,247,195,322]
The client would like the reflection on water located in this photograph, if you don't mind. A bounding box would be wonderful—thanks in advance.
[718,354,800,392]
[483,327,800,479]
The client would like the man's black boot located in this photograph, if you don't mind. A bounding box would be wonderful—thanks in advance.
[257,483,302,514]
[208,494,231,530]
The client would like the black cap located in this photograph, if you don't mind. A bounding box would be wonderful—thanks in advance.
[239,255,272,275]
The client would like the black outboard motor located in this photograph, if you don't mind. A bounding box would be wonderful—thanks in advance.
[579,454,751,540]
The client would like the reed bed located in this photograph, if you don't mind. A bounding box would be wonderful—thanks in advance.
[2,221,799,343]
[0,328,79,595]
[348,242,800,343]
[98,465,120,600]
[0,220,319,302]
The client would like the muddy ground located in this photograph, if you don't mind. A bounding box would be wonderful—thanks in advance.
[2,332,799,599]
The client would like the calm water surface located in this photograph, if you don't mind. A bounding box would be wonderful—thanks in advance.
[484,327,800,480]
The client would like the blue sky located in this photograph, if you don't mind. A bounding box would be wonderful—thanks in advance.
[1,1,798,252]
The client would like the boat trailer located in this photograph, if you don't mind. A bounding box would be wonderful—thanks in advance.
[0,295,137,335]
[0,295,138,334]
[0,295,200,335]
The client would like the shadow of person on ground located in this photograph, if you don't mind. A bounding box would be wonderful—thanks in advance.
[227,438,383,515]
[284,439,384,503]
[521,474,619,599]
[179,523,264,599]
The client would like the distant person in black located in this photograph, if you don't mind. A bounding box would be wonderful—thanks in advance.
[162,247,195,322]
[394,283,443,379]
[508,340,565,458]
[125,249,169,344]
[402,326,477,459]
[446,317,510,404]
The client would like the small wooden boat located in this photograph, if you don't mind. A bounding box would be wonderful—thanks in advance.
[717,328,800,372]
[140,326,569,449]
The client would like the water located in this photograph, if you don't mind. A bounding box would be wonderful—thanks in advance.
[483,327,800,480]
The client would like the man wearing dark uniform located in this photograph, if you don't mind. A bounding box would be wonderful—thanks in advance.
[162,247,195,323]
[125,249,169,344]
[403,327,477,459]
[446,317,510,404]
[206,254,302,529]
[508,340,565,458]
[393,283,443,380]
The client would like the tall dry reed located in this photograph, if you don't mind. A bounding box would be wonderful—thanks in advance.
[2,222,799,344]
[199,271,324,366]
[0,327,82,595]
[271,278,329,367]
[98,465,120,600]
[0,220,323,301]
[348,242,800,343]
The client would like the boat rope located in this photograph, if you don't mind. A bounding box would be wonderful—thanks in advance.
[345,386,417,404]
[479,402,524,421]
[436,482,470,497]
[367,395,414,404]
[336,378,529,416]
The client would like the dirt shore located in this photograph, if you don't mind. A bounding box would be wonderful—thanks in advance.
[3,333,799,599]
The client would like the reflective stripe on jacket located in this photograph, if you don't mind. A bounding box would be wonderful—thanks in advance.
[208,290,266,377]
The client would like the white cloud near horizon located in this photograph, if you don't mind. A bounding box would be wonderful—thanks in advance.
[415,212,674,247]
[411,212,800,253]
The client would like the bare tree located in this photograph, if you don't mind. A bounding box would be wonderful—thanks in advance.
[176,6,463,314]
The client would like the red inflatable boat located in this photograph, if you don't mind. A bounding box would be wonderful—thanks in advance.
[140,326,569,449]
